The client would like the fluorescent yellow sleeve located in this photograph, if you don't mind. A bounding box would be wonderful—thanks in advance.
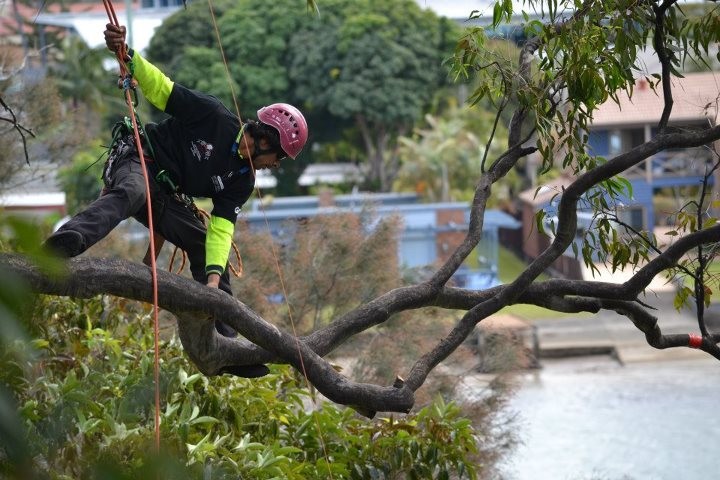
[205,215,234,276]
[130,51,174,111]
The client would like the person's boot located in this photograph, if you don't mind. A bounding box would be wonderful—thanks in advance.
[215,319,238,338]
[219,364,270,378]
[43,230,85,258]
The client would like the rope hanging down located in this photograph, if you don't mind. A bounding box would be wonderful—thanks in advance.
[101,0,162,453]
[100,0,328,468]
[205,0,334,476]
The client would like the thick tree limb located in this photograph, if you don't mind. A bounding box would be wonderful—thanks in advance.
[1,254,413,416]
[4,207,720,411]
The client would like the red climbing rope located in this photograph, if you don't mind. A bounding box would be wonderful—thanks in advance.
[102,0,162,453]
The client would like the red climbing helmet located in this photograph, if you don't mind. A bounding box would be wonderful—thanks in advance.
[257,103,308,159]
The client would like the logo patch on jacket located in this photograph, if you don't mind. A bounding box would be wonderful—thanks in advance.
[190,140,214,162]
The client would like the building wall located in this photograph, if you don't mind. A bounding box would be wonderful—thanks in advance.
[242,199,520,273]
[588,130,610,156]
[588,123,715,229]
[435,209,466,265]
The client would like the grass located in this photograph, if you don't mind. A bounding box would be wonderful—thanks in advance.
[496,246,592,321]
[497,246,546,284]
[676,262,720,292]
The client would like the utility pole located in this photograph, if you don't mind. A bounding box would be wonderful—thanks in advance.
[125,0,134,47]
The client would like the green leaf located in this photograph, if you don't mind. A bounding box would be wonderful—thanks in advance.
[493,2,502,27]
[189,415,220,426]
[186,431,212,455]
[535,210,547,235]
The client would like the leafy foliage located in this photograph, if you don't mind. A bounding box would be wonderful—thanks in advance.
[1,292,489,479]
[0,213,516,478]
[290,0,459,191]
[452,1,720,312]
[395,106,513,203]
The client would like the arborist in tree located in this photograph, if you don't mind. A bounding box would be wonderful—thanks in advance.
[43,24,308,367]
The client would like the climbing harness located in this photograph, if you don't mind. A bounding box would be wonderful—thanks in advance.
[108,117,177,193]
[106,117,245,275]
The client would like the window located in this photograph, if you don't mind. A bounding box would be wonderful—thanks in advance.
[609,128,645,156]
[141,0,184,8]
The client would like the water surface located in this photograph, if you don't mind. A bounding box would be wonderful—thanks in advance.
[503,357,720,480]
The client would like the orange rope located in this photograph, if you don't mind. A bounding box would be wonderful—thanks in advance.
[205,2,333,475]
[102,0,162,453]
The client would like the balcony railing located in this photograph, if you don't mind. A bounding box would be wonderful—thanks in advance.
[625,147,715,180]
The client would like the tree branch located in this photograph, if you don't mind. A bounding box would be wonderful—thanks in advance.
[1,254,413,416]
[652,1,675,130]
[0,95,36,165]
[4,204,720,411]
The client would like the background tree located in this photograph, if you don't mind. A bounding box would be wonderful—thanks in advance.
[147,0,458,192]
[4,0,720,420]
[1,16,121,195]
[0,76,94,192]
[288,0,458,191]
[147,0,308,115]
[232,213,401,332]
[394,105,513,203]
[49,36,125,116]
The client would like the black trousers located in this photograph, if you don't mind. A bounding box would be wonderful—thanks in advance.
[56,139,233,296]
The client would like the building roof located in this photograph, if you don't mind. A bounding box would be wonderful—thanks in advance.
[591,72,720,127]
[242,200,521,230]
[0,191,66,208]
[298,163,363,187]
[0,160,66,212]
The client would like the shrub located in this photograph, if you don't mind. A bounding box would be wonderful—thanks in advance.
[1,294,488,479]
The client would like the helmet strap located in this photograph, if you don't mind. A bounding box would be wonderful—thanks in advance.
[230,123,248,160]
[246,119,287,160]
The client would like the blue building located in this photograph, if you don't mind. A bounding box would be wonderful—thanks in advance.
[242,192,520,287]
[586,73,719,230]
[519,72,720,278]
